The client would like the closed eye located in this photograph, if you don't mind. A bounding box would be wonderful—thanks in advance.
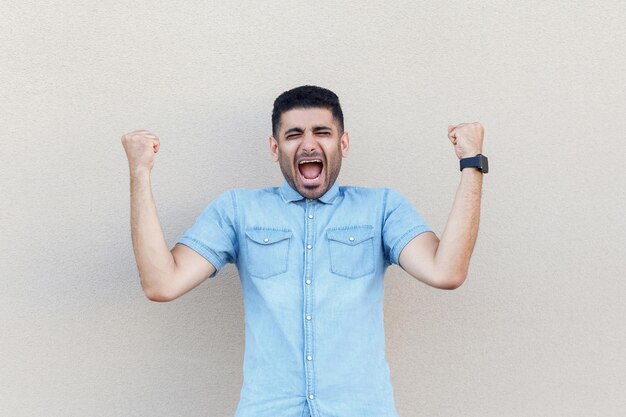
[314,129,332,136]
[284,127,303,140]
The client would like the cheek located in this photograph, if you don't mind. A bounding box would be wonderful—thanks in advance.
[278,151,293,169]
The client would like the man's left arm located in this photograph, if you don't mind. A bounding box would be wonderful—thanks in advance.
[399,122,485,290]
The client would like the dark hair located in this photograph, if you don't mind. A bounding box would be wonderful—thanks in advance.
[272,85,344,137]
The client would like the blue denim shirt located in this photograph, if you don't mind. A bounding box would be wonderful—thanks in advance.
[178,181,432,417]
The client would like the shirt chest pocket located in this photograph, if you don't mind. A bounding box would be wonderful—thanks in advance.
[244,229,292,279]
[326,225,375,279]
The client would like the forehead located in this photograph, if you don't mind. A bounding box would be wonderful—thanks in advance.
[279,107,337,133]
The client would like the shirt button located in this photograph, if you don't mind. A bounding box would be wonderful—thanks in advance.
[349,236,355,242]
[309,394,315,400]
[305,315,312,321]
[305,279,311,285]
[308,214,314,219]
[307,244,312,250]
[263,238,269,243]
[307,355,312,361]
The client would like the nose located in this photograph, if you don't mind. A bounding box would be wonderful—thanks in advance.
[301,130,319,153]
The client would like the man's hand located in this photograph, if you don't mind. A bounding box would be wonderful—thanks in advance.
[121,130,161,174]
[447,122,484,160]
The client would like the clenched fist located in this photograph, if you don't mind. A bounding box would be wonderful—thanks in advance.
[447,123,484,160]
[121,130,160,174]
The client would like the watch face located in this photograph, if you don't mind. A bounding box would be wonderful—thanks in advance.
[480,155,489,173]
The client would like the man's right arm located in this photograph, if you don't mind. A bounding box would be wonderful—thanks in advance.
[122,130,216,302]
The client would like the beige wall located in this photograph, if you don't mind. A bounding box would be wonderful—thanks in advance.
[2,1,625,416]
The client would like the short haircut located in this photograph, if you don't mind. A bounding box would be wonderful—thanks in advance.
[272,85,344,137]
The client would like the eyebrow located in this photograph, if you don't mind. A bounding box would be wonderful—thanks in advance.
[284,127,304,136]
[312,125,332,132]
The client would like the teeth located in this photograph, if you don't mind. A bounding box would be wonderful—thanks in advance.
[299,159,322,165]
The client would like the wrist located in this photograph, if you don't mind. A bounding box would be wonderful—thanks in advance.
[461,166,484,175]
[458,151,482,160]
[130,166,151,179]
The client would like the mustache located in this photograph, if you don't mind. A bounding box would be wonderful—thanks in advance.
[296,151,323,159]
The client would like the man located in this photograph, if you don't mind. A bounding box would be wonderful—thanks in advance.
[121,85,486,417]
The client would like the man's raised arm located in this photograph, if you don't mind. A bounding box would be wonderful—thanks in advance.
[399,123,485,290]
[121,130,215,302]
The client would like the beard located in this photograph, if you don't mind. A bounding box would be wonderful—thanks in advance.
[277,150,342,200]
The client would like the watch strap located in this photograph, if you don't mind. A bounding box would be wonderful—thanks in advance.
[460,154,489,173]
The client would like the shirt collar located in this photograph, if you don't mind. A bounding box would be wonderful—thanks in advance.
[279,181,340,204]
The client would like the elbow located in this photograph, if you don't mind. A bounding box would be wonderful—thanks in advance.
[141,278,177,302]
[434,262,470,289]
[435,273,467,290]
[439,278,465,290]
[144,290,175,302]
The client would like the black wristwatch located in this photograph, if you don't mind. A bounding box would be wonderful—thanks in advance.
[460,154,489,173]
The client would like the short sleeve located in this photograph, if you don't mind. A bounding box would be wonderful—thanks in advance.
[177,190,238,277]
[382,188,433,265]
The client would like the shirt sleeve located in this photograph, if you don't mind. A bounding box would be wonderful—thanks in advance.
[382,188,433,265]
[177,190,238,277]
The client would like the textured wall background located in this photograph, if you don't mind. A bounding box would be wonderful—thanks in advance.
[1,1,625,416]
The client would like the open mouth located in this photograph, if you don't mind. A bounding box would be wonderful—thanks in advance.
[298,159,324,183]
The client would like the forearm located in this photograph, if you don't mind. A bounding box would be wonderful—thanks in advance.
[433,168,483,286]
[129,170,177,300]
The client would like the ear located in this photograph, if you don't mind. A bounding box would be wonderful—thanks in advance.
[269,136,279,162]
[340,131,350,157]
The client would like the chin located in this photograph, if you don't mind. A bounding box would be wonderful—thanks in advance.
[298,183,327,200]
[299,188,324,200]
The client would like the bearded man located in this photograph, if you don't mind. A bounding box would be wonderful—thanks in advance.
[121,85,487,417]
